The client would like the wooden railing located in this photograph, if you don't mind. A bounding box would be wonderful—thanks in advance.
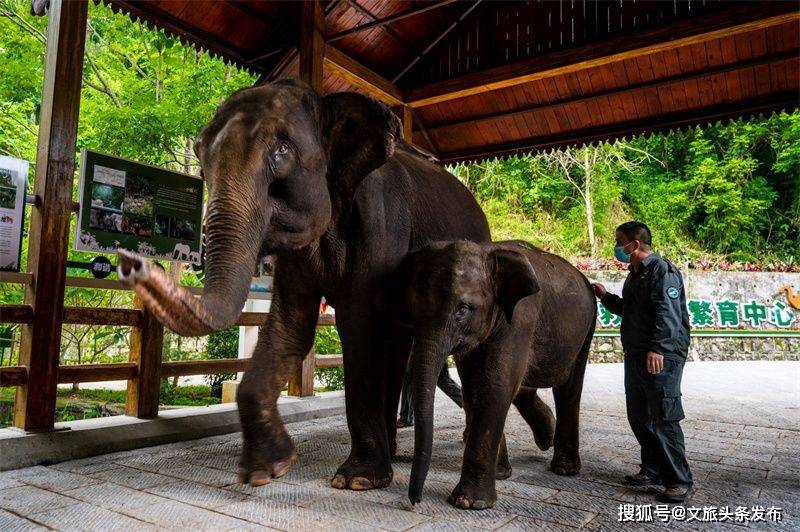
[0,272,341,422]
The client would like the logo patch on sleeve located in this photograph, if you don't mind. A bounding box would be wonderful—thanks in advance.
[667,286,680,299]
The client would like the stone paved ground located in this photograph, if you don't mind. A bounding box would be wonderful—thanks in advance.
[0,361,797,531]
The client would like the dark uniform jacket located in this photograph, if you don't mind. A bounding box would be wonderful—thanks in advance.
[601,253,690,359]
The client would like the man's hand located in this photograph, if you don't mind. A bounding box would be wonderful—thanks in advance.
[591,283,607,299]
[646,351,664,374]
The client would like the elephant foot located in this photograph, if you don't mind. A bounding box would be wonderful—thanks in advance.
[449,479,497,510]
[550,451,581,476]
[238,449,299,486]
[495,463,512,480]
[533,413,555,452]
[331,456,393,490]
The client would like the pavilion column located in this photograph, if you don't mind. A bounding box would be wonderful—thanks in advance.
[14,0,88,431]
[287,0,324,398]
[402,106,413,145]
[299,0,324,92]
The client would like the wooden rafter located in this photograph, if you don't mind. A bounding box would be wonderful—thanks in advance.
[326,0,458,43]
[406,2,799,107]
[393,0,483,83]
[323,44,404,105]
[344,0,419,55]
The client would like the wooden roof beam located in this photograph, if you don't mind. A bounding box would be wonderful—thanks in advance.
[426,51,799,136]
[326,0,459,43]
[323,44,404,106]
[393,0,482,83]
[438,92,799,164]
[343,0,418,55]
[406,1,800,108]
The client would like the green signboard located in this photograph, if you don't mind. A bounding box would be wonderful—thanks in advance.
[75,149,203,264]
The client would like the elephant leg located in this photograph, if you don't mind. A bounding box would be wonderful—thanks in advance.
[496,434,512,480]
[331,306,394,490]
[450,351,517,510]
[550,341,590,476]
[513,386,556,451]
[383,329,413,459]
[236,258,321,486]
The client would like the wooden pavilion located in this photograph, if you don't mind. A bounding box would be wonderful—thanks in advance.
[0,0,798,432]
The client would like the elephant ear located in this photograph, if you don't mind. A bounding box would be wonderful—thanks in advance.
[323,92,402,197]
[490,248,540,323]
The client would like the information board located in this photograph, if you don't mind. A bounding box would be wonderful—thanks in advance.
[75,149,204,264]
[0,155,28,272]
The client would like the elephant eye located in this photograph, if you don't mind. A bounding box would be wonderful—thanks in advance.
[276,142,289,156]
[455,303,472,318]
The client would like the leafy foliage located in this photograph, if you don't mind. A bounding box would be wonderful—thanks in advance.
[453,112,800,264]
[0,0,255,369]
[204,327,239,398]
[314,327,344,392]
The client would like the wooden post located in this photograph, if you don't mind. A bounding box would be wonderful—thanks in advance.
[286,0,324,399]
[402,106,414,145]
[288,347,316,397]
[299,0,324,91]
[14,0,88,431]
[125,295,164,418]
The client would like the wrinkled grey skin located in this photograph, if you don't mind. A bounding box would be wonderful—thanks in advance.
[117,79,490,490]
[395,240,596,510]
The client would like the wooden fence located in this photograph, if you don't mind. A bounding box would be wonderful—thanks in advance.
[0,271,340,422]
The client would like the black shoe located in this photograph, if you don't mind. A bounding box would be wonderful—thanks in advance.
[658,484,693,503]
[623,472,661,486]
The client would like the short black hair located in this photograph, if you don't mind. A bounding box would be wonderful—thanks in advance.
[616,221,652,246]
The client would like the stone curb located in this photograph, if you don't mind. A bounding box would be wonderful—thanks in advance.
[0,391,345,471]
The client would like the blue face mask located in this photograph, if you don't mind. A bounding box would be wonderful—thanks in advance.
[614,244,632,263]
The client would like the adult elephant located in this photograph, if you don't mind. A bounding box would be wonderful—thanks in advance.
[117,79,490,490]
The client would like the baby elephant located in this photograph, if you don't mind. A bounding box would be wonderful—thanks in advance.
[395,240,596,510]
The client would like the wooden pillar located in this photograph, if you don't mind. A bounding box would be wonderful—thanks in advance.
[299,0,324,91]
[125,295,164,418]
[14,0,88,431]
[402,106,414,145]
[288,347,316,397]
[287,0,324,399]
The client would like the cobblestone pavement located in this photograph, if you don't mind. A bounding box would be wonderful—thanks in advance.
[1,361,797,530]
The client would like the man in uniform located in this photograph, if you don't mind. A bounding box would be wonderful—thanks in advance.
[592,221,693,503]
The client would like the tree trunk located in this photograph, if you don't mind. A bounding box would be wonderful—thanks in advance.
[584,150,596,257]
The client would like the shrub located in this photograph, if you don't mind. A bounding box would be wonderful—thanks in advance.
[204,327,239,398]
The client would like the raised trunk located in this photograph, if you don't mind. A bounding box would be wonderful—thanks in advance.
[117,201,265,337]
[408,337,449,504]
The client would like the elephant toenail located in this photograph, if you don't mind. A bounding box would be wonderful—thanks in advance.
[249,470,271,486]
[473,500,487,510]
[273,452,298,478]
[349,477,373,490]
[454,496,471,509]
[331,474,347,489]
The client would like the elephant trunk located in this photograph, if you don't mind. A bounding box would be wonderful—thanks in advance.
[117,197,265,337]
[408,336,449,504]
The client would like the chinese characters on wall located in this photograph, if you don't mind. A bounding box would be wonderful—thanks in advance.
[597,298,796,330]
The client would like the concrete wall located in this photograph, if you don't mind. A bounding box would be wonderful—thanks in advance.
[589,335,799,362]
